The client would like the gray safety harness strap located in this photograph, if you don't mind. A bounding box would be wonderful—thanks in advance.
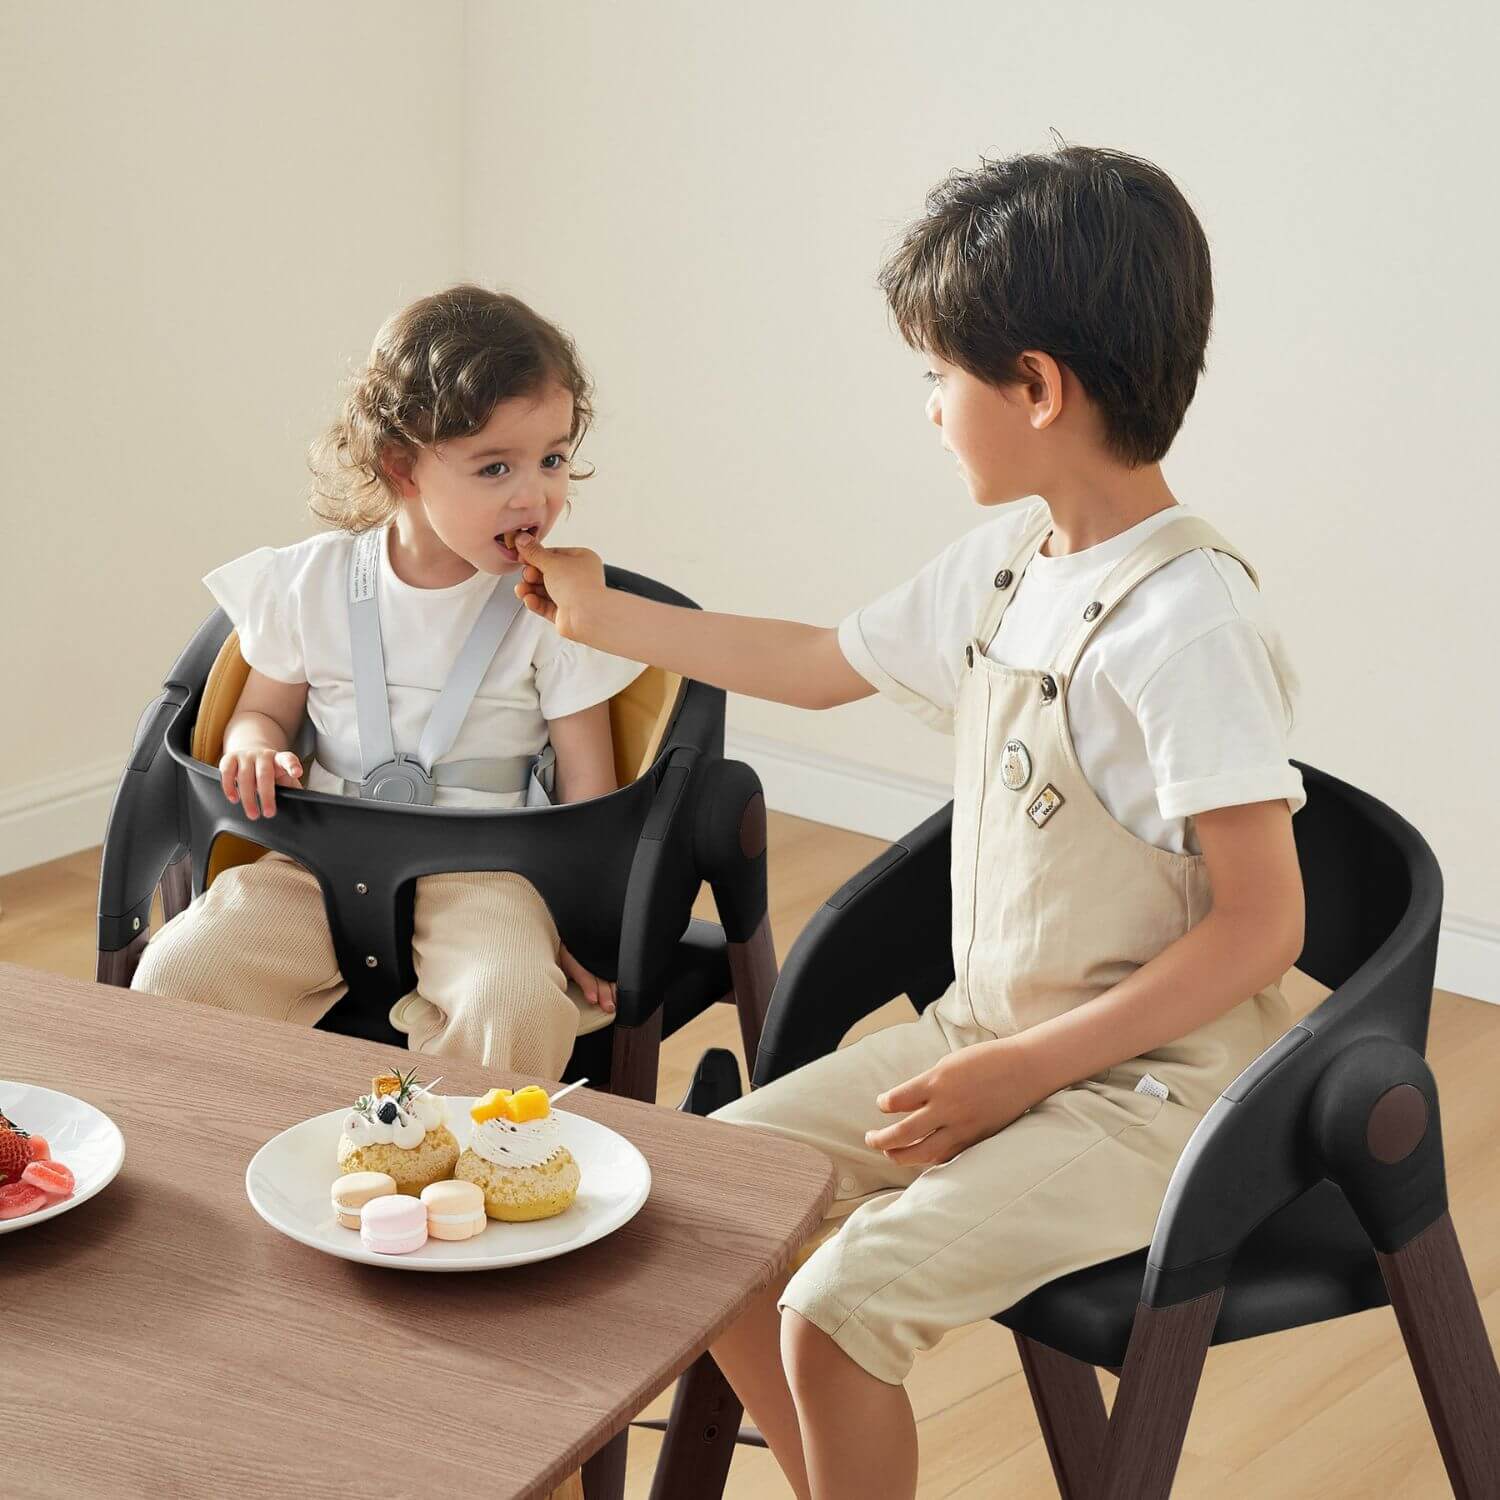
[323,528,544,805]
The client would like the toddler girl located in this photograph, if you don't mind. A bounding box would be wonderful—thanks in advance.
[131,284,644,1077]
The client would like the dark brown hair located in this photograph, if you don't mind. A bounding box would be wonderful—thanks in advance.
[307,283,596,531]
[877,139,1213,466]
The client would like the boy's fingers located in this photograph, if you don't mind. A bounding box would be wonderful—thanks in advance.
[877,1076,928,1114]
[880,1127,958,1166]
[865,1106,935,1152]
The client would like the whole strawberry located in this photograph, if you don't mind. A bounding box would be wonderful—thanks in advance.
[0,1128,31,1187]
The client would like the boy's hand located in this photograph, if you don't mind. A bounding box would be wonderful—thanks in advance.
[513,533,607,642]
[219,748,303,820]
[559,941,616,1014]
[864,1039,1033,1165]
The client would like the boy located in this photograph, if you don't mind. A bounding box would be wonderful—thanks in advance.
[515,143,1305,1500]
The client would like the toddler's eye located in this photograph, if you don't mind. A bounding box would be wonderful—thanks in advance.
[923,371,941,385]
[480,461,509,478]
[542,453,565,470]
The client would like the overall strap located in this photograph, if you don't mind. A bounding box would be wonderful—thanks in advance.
[347,529,529,779]
[974,505,1057,654]
[1053,515,1259,685]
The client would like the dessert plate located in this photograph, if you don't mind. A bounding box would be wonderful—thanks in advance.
[245,1096,651,1271]
[0,1081,126,1235]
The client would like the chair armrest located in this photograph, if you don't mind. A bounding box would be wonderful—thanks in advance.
[1142,936,1447,1307]
[614,746,708,1027]
[96,686,190,965]
[753,802,955,1086]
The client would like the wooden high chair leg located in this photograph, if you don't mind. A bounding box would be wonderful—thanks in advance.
[646,1351,743,1500]
[1088,1289,1221,1500]
[727,911,777,1072]
[160,852,194,923]
[581,1427,628,1500]
[610,1005,663,1103]
[1376,1209,1500,1498]
[1013,1334,1109,1500]
[96,931,150,988]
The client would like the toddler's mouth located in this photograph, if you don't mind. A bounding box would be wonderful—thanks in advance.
[495,524,539,562]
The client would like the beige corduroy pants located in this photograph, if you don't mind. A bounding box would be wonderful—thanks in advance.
[130,851,580,1076]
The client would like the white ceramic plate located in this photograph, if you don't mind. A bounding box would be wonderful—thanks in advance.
[245,1096,651,1271]
[0,1081,126,1235]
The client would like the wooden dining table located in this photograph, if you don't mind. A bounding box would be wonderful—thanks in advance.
[0,961,835,1499]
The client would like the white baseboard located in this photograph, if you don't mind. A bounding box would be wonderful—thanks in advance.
[5,735,1499,1008]
[724,728,950,843]
[0,759,120,878]
[726,729,1500,1008]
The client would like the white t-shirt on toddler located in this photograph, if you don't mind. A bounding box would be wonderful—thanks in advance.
[836,498,1305,857]
[203,521,648,810]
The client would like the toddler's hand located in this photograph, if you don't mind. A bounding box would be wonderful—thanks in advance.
[513,533,607,642]
[559,941,616,1015]
[219,748,303,820]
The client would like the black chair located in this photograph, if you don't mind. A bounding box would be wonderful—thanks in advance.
[648,759,1500,1499]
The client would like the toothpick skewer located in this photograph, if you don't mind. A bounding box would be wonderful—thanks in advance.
[547,1078,588,1107]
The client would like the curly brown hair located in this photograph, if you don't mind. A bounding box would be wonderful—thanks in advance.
[307,284,596,532]
[876,138,1213,467]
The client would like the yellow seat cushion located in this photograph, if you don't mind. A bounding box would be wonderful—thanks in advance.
[193,631,684,891]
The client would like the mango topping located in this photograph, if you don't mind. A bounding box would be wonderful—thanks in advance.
[508,1086,551,1122]
[471,1087,514,1123]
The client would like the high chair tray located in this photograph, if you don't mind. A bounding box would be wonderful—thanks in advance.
[245,1096,650,1271]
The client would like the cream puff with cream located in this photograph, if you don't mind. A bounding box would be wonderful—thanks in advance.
[336,1070,459,1195]
[454,1086,580,1222]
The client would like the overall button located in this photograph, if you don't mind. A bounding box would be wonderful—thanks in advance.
[1083,601,1102,620]
[965,644,974,668]
[1040,674,1057,702]
[994,568,1013,589]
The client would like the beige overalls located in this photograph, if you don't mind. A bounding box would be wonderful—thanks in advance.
[713,509,1294,1384]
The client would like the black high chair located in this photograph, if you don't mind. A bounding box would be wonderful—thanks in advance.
[650,759,1500,1500]
[95,565,779,1114]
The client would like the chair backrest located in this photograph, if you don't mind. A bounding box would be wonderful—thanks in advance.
[192,631,684,887]
[1285,757,1443,1053]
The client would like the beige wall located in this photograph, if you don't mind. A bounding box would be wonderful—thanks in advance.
[4,3,1496,991]
[462,0,1499,989]
[0,0,465,863]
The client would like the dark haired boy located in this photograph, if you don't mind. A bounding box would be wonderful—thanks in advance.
[516,143,1304,1499]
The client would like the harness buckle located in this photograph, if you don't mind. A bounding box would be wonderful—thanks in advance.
[359,752,436,806]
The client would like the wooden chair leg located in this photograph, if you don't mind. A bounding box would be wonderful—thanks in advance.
[609,1005,663,1104]
[159,851,193,923]
[97,931,151,988]
[1376,1209,1500,1499]
[1014,1333,1109,1500]
[1090,1290,1221,1500]
[726,910,777,1073]
[580,1426,627,1500]
[646,1351,742,1500]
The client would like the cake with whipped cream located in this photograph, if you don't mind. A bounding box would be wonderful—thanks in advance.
[454,1085,580,1222]
[336,1069,459,1195]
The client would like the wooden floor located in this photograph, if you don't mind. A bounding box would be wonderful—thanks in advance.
[3,812,1496,1499]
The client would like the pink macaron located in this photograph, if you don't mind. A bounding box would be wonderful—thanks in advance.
[359,1192,428,1255]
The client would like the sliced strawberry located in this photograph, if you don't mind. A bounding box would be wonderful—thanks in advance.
[0,1130,32,1186]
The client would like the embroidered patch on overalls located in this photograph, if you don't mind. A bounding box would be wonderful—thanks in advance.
[1000,738,1032,791]
[1026,783,1065,827]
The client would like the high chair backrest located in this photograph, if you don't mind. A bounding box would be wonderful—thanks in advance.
[192,631,684,887]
